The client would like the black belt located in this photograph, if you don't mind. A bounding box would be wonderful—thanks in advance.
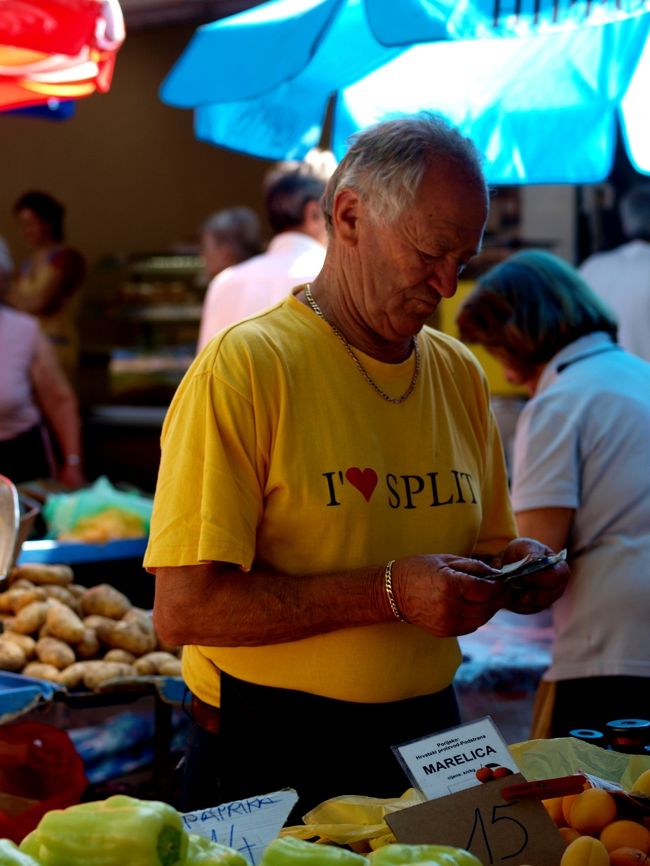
[191,694,221,735]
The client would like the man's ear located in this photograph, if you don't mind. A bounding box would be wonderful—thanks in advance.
[331,188,361,247]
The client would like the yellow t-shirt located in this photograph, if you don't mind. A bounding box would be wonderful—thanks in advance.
[144,294,516,706]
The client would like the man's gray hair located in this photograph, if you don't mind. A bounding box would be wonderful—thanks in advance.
[620,184,650,242]
[322,112,486,228]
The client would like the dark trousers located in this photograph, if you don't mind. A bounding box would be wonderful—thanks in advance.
[181,673,460,822]
[551,676,650,738]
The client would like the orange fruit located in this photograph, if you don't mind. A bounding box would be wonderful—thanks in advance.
[632,770,650,796]
[559,827,582,843]
[543,796,566,826]
[563,794,581,825]
[559,827,582,844]
[601,821,650,854]
[609,848,650,866]
[567,788,618,834]
[560,835,610,866]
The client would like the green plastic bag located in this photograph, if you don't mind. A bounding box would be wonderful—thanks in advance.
[42,476,153,541]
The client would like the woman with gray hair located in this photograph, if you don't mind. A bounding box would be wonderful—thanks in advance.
[200,206,262,282]
[457,249,650,737]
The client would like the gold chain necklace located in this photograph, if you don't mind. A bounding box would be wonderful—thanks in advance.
[304,284,420,405]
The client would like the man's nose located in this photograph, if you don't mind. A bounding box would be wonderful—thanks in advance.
[426,261,459,298]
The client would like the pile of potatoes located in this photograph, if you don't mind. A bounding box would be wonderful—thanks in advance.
[0,562,182,691]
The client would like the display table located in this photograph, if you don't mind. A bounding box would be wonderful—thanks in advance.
[0,670,185,794]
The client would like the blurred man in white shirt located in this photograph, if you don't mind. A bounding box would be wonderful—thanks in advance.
[579,184,650,363]
[197,162,329,352]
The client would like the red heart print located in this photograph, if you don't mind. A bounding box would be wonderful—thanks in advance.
[345,467,378,502]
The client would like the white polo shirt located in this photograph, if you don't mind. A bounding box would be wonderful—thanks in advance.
[579,240,650,363]
[511,332,650,681]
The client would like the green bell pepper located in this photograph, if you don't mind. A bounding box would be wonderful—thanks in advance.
[16,832,40,863]
[0,838,41,866]
[260,836,368,866]
[185,832,248,865]
[25,794,187,866]
[368,844,482,866]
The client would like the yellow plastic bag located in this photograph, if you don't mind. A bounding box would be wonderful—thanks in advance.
[281,789,425,847]
[510,736,650,791]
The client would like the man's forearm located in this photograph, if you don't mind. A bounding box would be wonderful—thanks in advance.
[153,562,391,648]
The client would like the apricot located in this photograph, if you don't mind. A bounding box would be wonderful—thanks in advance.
[543,796,566,827]
[559,827,582,844]
[567,788,618,834]
[632,770,650,796]
[600,821,650,854]
[609,848,650,866]
[560,835,610,866]
[563,794,581,825]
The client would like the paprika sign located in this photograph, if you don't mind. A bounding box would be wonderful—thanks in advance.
[182,789,298,865]
[393,717,519,800]
[387,773,567,865]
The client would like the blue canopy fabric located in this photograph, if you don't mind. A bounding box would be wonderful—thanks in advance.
[160,0,650,183]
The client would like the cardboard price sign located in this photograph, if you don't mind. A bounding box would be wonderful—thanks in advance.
[386,773,567,865]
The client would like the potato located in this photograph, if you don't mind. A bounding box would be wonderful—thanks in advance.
[83,661,133,691]
[41,585,80,611]
[10,564,74,586]
[36,636,76,670]
[13,587,48,611]
[45,602,85,643]
[81,584,131,619]
[59,660,104,689]
[83,614,116,632]
[0,640,26,671]
[104,649,137,664]
[10,579,35,590]
[22,662,61,682]
[75,627,101,660]
[122,607,152,624]
[98,617,156,656]
[0,631,36,659]
[67,583,87,599]
[12,601,50,635]
[133,651,178,675]
[0,589,27,613]
[157,658,182,677]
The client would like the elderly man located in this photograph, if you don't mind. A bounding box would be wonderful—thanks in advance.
[146,113,569,816]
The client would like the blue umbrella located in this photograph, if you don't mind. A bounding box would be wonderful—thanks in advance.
[160,0,650,182]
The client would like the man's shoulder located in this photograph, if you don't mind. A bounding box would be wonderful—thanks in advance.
[422,325,485,370]
[211,251,272,289]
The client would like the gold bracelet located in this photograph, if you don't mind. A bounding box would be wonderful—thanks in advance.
[384,559,407,622]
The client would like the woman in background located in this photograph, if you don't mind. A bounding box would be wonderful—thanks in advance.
[8,191,86,381]
[200,206,262,283]
[0,239,84,488]
[457,249,650,737]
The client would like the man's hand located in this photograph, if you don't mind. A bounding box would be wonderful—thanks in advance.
[390,554,508,637]
[500,537,570,614]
